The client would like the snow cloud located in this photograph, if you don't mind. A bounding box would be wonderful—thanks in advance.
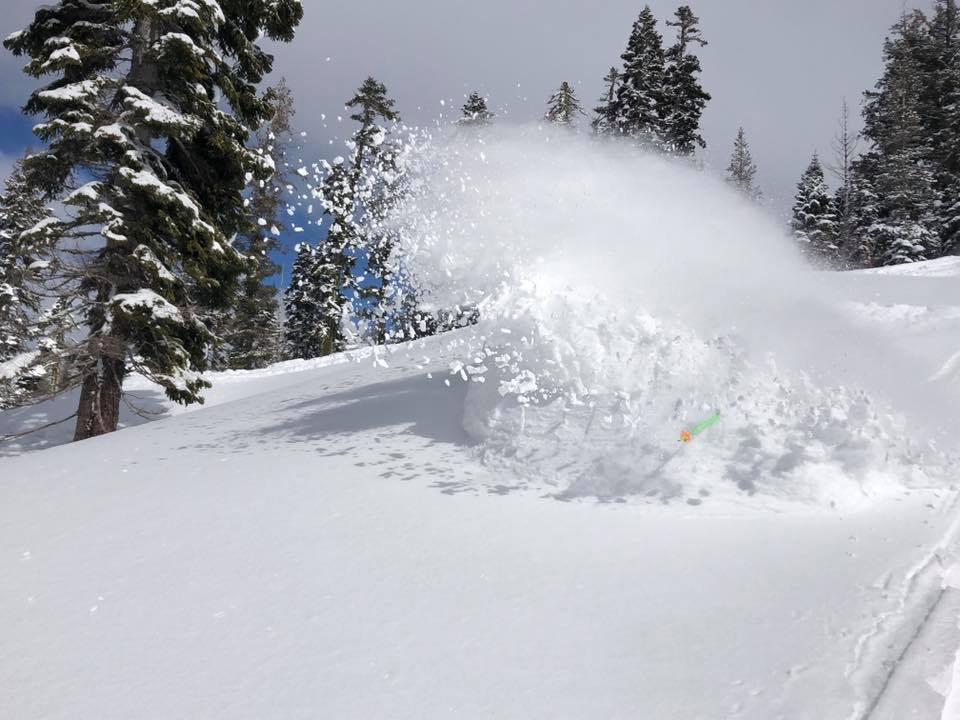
[392,127,960,504]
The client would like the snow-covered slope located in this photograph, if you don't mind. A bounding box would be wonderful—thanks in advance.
[853,255,960,277]
[3,253,960,719]
[1,332,959,720]
[3,125,960,718]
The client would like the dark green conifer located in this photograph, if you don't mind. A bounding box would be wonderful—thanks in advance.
[591,67,620,136]
[458,92,494,127]
[791,154,840,266]
[545,82,585,126]
[725,127,761,201]
[662,6,711,155]
[4,0,303,439]
[613,6,667,146]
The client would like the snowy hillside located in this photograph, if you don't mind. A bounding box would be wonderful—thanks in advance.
[7,0,960,716]
[4,130,960,718]
[2,253,960,719]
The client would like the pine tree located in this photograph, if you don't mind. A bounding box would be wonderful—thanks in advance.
[5,0,303,440]
[662,6,711,156]
[225,80,296,370]
[390,278,435,343]
[725,127,761,201]
[545,82,585,126]
[0,155,52,407]
[282,243,326,360]
[347,77,400,190]
[613,6,667,146]
[0,156,50,359]
[791,154,840,265]
[458,92,494,126]
[847,153,882,267]
[591,67,620,136]
[861,12,941,265]
[34,295,78,396]
[829,100,860,266]
[926,0,960,253]
[316,159,357,355]
[346,77,401,345]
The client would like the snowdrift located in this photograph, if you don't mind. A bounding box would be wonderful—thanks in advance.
[394,127,959,507]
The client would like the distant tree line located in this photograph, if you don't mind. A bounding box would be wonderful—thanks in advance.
[791,0,960,268]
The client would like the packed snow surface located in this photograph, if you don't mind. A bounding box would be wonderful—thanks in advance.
[3,129,960,719]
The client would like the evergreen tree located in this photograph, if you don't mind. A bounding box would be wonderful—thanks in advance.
[847,153,882,267]
[591,67,620,136]
[458,92,494,127]
[0,155,52,407]
[545,82,585,126]
[390,277,435,343]
[225,80,296,370]
[315,159,357,355]
[5,0,303,440]
[0,156,50,359]
[613,6,667,146]
[34,295,78,396]
[829,100,860,266]
[346,77,401,345]
[282,243,325,360]
[662,6,711,156]
[926,0,960,252]
[861,12,941,265]
[791,154,840,265]
[725,127,761,201]
[347,77,400,191]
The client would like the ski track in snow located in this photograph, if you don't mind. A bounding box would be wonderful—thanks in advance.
[846,492,960,719]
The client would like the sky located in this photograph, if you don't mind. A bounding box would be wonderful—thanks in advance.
[0,0,922,276]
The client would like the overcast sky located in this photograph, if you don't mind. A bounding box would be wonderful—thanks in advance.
[0,0,918,209]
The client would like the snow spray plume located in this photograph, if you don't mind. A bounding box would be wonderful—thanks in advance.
[389,126,959,504]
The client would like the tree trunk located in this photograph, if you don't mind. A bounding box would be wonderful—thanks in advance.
[73,341,125,441]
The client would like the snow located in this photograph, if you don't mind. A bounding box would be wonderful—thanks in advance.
[155,0,226,25]
[37,78,105,103]
[65,181,102,203]
[119,167,201,220]
[0,350,39,381]
[48,45,80,63]
[132,245,176,283]
[122,86,200,132]
[859,255,960,277]
[19,215,60,240]
[393,128,960,508]
[2,130,960,719]
[111,289,181,322]
[2,329,960,718]
[94,123,129,144]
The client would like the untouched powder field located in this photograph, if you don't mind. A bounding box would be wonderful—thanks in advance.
[3,131,960,719]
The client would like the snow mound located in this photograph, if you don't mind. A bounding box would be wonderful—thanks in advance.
[395,127,956,507]
[453,288,942,509]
